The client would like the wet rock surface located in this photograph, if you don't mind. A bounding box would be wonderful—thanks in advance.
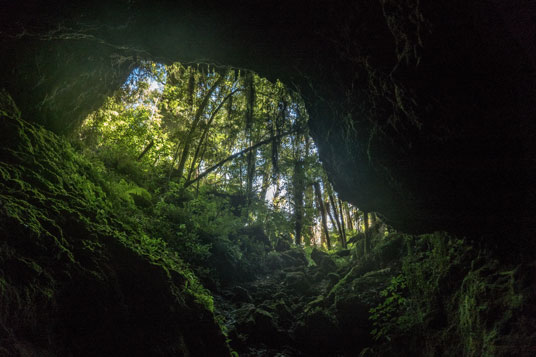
[215,243,398,357]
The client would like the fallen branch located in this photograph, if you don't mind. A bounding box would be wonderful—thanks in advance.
[184,129,297,188]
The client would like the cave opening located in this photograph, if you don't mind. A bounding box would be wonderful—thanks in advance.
[1,1,536,356]
[71,61,388,355]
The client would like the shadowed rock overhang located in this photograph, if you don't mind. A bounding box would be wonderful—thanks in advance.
[1,0,535,250]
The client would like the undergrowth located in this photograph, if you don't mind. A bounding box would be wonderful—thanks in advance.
[367,231,533,356]
[0,90,216,327]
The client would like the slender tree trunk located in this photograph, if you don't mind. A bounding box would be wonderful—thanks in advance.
[306,226,314,246]
[304,182,315,246]
[363,211,370,254]
[293,160,305,245]
[168,68,195,179]
[272,99,286,179]
[327,188,344,242]
[352,208,361,232]
[259,165,270,202]
[344,203,354,231]
[175,74,226,179]
[325,200,337,234]
[314,182,331,250]
[186,87,240,183]
[245,72,255,203]
[272,175,281,209]
[370,212,377,225]
[246,149,255,200]
[137,140,155,161]
[338,198,347,248]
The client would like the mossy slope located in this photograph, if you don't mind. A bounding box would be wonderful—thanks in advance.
[362,232,536,356]
[0,91,230,356]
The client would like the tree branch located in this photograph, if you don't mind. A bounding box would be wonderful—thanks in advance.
[183,129,297,188]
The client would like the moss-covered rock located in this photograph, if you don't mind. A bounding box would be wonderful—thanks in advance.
[311,248,337,273]
[367,232,536,356]
[284,271,311,295]
[0,91,230,356]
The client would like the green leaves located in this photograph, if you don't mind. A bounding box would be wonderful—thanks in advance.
[369,274,409,341]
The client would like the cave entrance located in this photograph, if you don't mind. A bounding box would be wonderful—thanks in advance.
[73,61,385,355]
[77,61,371,251]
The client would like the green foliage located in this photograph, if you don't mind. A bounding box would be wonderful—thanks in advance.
[369,274,410,341]
[457,262,524,356]
[151,183,243,271]
[0,98,215,317]
[366,231,531,356]
[402,233,466,319]
[76,61,351,255]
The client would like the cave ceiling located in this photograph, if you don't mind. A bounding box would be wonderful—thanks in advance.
[1,0,535,244]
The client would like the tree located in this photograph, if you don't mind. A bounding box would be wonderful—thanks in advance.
[344,202,354,231]
[314,181,331,250]
[78,61,339,253]
[363,211,371,254]
[173,73,226,180]
[293,159,305,245]
[338,198,347,248]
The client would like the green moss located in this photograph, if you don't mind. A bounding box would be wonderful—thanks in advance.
[366,231,531,356]
[458,262,524,356]
[0,91,227,354]
[327,265,358,302]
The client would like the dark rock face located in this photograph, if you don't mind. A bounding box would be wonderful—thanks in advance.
[1,1,535,247]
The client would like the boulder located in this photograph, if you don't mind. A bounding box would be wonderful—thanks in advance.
[284,271,311,295]
[275,238,292,252]
[265,251,284,270]
[280,253,301,268]
[311,249,338,273]
[284,249,308,265]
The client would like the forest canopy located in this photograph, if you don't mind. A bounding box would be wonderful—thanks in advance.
[76,62,368,272]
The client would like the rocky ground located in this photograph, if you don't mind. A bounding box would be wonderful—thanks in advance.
[214,231,406,357]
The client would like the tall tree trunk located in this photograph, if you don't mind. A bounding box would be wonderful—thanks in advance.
[175,73,226,179]
[259,164,270,202]
[272,99,286,179]
[293,160,305,245]
[272,175,281,210]
[325,200,337,235]
[370,212,377,225]
[245,72,255,203]
[246,149,255,200]
[314,182,331,250]
[327,187,344,242]
[344,203,354,231]
[352,208,361,232]
[168,67,195,179]
[338,198,347,248]
[137,140,154,161]
[306,226,314,246]
[363,211,370,254]
[186,87,240,183]
[304,183,315,246]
